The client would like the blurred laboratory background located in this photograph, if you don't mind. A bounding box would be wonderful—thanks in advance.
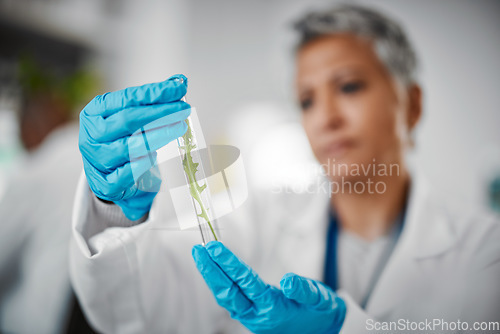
[0,0,499,332]
[1,0,498,210]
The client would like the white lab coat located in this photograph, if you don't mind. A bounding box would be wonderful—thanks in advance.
[70,172,500,334]
[0,123,81,334]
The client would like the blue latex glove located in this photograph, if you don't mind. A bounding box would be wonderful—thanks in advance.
[192,241,346,334]
[79,74,191,220]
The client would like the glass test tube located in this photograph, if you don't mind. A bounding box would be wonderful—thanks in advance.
[177,97,219,245]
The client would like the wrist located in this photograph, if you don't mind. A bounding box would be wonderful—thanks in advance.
[114,190,158,221]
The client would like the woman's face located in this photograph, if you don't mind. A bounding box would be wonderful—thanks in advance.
[296,34,421,181]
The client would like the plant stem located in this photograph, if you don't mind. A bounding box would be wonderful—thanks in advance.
[180,118,218,241]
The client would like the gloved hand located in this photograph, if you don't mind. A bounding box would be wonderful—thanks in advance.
[79,74,190,220]
[192,241,346,334]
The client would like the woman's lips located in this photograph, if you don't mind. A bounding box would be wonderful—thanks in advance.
[322,139,356,159]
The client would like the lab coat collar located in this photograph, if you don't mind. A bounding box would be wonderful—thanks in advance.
[362,172,460,316]
[276,171,459,285]
[401,173,458,260]
[300,171,459,260]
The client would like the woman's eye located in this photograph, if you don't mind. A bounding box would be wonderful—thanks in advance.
[340,81,364,94]
[300,98,313,111]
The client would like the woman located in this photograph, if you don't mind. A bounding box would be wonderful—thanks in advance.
[72,5,499,333]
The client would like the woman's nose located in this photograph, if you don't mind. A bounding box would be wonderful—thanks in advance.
[316,94,343,131]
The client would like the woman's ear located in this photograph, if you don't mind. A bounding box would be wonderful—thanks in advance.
[407,84,422,131]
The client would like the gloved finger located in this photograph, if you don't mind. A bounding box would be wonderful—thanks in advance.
[123,152,160,191]
[80,118,187,173]
[192,245,254,316]
[204,241,269,301]
[84,74,188,117]
[86,153,158,201]
[128,120,187,160]
[135,164,162,193]
[280,273,336,311]
[80,133,133,173]
[86,103,191,143]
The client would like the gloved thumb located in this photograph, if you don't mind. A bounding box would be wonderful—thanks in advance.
[280,273,337,310]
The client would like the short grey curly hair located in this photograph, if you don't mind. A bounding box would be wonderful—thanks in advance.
[294,4,419,86]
